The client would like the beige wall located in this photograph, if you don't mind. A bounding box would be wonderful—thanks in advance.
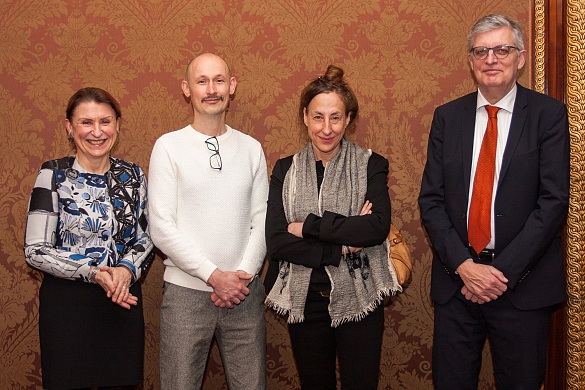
[0,1,531,388]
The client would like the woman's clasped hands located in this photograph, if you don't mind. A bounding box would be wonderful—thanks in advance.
[92,266,137,309]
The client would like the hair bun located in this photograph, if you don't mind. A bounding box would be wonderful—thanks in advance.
[323,65,344,83]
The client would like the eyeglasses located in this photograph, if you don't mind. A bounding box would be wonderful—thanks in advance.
[205,136,222,170]
[469,45,519,60]
[75,116,115,129]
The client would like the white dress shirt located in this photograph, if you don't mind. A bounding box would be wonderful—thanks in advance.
[467,85,517,250]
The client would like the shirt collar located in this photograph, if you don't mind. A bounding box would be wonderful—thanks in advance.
[476,84,517,113]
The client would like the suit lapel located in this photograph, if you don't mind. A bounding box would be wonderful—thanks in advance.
[461,93,477,198]
[499,84,528,186]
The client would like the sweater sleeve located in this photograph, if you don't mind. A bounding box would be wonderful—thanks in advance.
[148,138,218,282]
[236,145,269,275]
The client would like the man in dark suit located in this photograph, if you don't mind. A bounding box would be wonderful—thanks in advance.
[418,14,569,389]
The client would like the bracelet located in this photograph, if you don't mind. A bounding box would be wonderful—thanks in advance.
[89,266,99,283]
[343,245,351,256]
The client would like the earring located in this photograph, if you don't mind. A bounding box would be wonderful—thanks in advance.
[68,132,74,140]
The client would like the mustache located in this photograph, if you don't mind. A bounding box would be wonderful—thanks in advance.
[201,94,224,102]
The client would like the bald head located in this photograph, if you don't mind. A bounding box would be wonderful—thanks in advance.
[185,53,231,84]
[181,53,237,125]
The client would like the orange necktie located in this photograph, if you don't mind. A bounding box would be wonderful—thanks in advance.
[468,105,500,253]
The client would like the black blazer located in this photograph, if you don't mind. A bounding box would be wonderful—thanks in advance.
[418,84,569,310]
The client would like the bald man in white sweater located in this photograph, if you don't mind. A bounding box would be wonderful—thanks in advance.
[148,53,268,390]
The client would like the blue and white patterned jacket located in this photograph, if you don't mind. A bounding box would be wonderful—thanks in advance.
[24,156,154,283]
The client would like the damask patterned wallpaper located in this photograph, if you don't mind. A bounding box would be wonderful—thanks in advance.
[1,1,530,388]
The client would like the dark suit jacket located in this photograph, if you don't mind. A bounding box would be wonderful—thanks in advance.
[418,84,569,310]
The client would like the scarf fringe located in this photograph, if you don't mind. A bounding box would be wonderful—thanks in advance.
[267,286,402,328]
[264,297,305,323]
[330,286,402,328]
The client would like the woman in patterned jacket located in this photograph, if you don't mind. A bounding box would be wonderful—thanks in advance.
[24,87,153,390]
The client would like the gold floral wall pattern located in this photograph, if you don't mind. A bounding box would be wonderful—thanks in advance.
[0,1,530,388]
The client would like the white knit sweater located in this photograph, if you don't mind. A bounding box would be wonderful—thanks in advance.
[148,124,268,291]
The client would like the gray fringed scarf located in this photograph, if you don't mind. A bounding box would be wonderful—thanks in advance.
[265,139,400,327]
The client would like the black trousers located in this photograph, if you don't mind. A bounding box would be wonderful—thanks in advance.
[288,290,384,390]
[433,290,552,390]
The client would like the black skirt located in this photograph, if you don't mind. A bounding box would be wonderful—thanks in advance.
[39,275,144,389]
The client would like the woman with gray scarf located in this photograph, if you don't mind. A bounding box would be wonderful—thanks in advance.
[265,65,400,389]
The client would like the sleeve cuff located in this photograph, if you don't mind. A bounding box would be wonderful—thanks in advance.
[321,244,342,267]
[236,260,258,276]
[454,258,474,275]
[302,213,321,239]
[200,261,219,284]
[117,261,137,282]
